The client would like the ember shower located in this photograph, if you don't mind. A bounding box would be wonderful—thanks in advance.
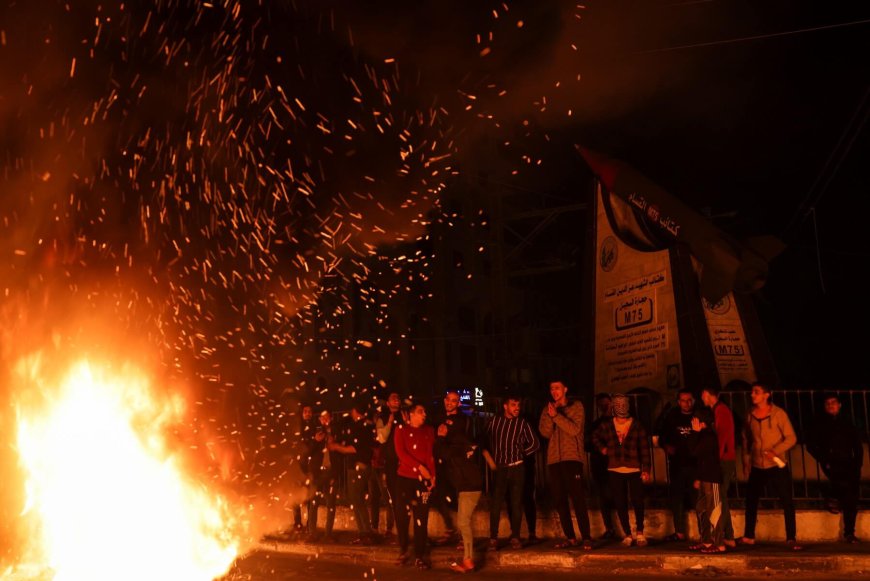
[0,0,460,570]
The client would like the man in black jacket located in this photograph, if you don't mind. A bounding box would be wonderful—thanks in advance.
[655,388,697,542]
[807,393,865,543]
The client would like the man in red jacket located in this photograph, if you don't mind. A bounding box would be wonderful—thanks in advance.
[700,386,736,548]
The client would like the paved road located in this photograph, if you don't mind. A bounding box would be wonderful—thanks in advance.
[223,550,859,581]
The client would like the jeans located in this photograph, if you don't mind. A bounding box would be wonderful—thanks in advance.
[308,469,337,535]
[743,466,796,540]
[346,463,372,535]
[668,462,696,536]
[610,471,645,535]
[720,460,736,540]
[457,491,482,560]
[591,454,615,532]
[369,467,395,533]
[490,464,524,539]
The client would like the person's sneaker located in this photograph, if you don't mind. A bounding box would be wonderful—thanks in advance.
[450,558,474,573]
[488,538,499,551]
[581,538,594,550]
[395,551,411,566]
[622,535,634,547]
[724,539,737,548]
[414,558,431,570]
[845,534,861,544]
[635,533,648,547]
[509,537,523,550]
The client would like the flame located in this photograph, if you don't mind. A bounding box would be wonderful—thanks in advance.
[11,359,240,581]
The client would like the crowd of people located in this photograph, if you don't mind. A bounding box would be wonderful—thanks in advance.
[285,381,865,572]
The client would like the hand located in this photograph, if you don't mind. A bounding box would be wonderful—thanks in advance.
[763,450,776,461]
[314,431,326,442]
[641,471,650,483]
[417,464,432,480]
[401,410,410,423]
[600,448,608,456]
[691,417,701,432]
[693,479,701,489]
[437,424,448,437]
[547,403,557,418]
[428,476,436,491]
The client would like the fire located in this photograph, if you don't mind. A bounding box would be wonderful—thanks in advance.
[11,359,240,581]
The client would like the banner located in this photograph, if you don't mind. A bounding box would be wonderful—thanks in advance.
[594,183,684,394]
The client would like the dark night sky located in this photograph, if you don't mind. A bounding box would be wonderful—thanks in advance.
[1,0,868,390]
[333,0,870,387]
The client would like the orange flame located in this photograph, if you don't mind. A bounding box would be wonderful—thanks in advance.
[11,359,240,581]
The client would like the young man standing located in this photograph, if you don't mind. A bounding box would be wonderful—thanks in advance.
[374,391,405,540]
[431,389,467,544]
[586,393,616,539]
[655,388,697,543]
[539,380,594,550]
[592,393,651,547]
[807,393,864,543]
[308,409,338,542]
[740,382,800,550]
[330,401,377,545]
[484,394,539,550]
[393,403,436,569]
[700,386,737,548]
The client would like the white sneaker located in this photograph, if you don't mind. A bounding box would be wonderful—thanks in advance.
[622,535,634,547]
[636,533,648,547]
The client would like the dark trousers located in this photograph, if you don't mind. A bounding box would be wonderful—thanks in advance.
[591,456,615,533]
[548,461,592,540]
[610,471,645,535]
[347,464,372,535]
[490,464,525,539]
[828,468,861,537]
[522,455,537,537]
[668,462,696,536]
[308,469,337,535]
[431,479,456,532]
[507,456,538,538]
[744,466,796,540]
[720,460,736,541]
[396,476,430,559]
[369,467,395,533]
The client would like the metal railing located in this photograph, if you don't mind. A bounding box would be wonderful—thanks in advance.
[276,389,870,509]
[468,390,870,505]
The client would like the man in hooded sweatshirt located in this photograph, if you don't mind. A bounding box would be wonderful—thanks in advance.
[739,382,800,550]
[539,380,594,550]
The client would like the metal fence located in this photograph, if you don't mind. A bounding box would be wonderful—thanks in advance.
[469,389,870,505]
[303,389,870,509]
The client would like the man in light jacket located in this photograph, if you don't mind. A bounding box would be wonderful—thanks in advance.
[739,382,800,549]
[539,380,593,550]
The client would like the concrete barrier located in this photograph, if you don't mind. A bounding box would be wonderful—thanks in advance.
[317,506,869,542]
